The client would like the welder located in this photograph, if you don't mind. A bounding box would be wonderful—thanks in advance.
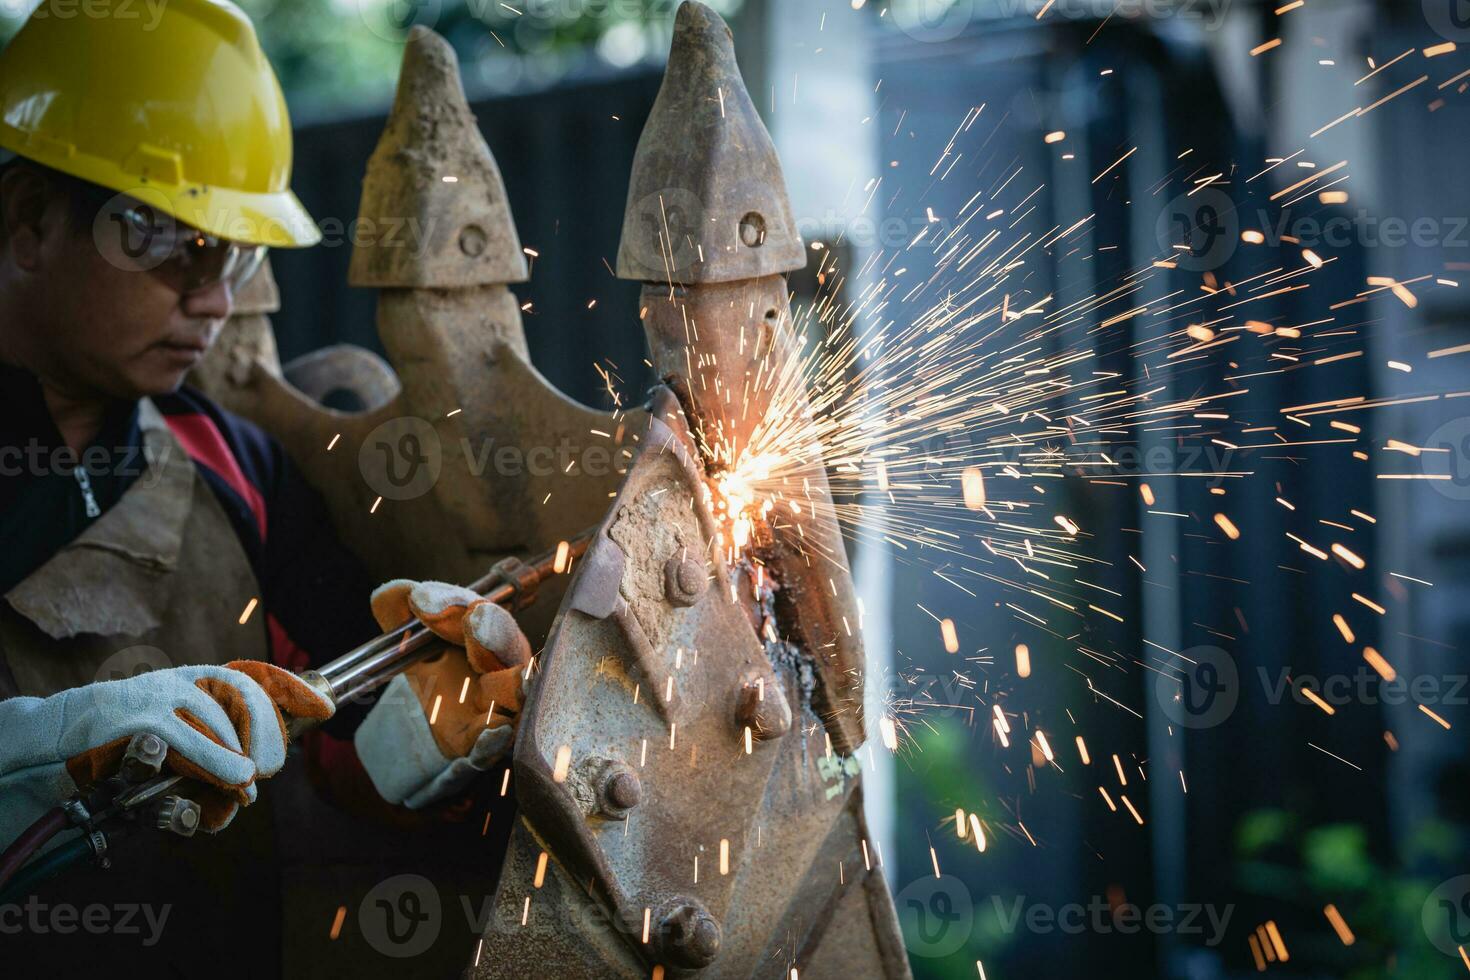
[0,0,529,973]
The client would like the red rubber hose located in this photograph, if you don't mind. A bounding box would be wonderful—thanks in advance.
[0,807,68,891]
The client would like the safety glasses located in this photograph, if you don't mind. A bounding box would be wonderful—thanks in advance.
[107,202,267,295]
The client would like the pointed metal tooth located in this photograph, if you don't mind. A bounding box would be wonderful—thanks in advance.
[349,26,527,288]
[616,1,805,285]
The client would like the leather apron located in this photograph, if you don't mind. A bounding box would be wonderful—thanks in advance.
[0,401,514,978]
[0,400,289,976]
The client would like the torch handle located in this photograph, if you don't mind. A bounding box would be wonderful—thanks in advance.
[124,528,597,813]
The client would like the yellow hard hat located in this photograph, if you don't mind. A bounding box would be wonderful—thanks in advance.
[0,0,319,248]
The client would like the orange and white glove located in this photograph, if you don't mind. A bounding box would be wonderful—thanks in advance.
[354,581,530,809]
[0,661,334,840]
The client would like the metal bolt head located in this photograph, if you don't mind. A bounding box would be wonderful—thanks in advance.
[602,768,642,816]
[658,900,721,969]
[121,731,167,782]
[155,796,201,837]
[664,555,709,607]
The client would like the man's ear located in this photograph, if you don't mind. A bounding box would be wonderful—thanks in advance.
[0,165,49,271]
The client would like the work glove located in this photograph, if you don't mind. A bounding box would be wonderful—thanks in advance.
[0,662,334,841]
[354,581,531,809]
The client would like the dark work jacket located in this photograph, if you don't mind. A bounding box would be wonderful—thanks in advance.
[0,368,516,978]
[0,367,379,977]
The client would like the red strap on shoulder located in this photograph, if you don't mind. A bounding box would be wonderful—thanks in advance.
[163,412,268,541]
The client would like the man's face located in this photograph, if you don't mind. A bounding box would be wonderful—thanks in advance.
[16,185,236,400]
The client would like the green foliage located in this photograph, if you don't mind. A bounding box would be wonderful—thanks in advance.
[1234,808,1469,979]
[0,0,747,116]
[897,717,1006,979]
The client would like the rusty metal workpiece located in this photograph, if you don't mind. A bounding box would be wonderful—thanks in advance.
[190,27,639,643]
[621,1,865,753]
[474,388,909,978]
[462,6,906,976]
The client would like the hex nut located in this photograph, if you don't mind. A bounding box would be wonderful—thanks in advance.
[121,731,167,782]
[658,900,721,969]
[155,796,201,837]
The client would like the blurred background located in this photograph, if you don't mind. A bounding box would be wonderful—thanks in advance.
[9,0,1468,975]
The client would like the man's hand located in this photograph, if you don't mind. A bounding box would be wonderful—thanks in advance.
[0,662,334,837]
[354,580,531,809]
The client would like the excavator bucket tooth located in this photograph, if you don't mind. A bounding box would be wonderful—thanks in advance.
[189,27,639,646]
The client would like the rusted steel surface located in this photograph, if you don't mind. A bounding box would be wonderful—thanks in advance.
[474,5,907,976]
[638,277,867,753]
[344,25,528,291]
[474,390,907,978]
[193,6,907,974]
[190,27,638,643]
[621,1,864,751]
[615,1,804,285]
